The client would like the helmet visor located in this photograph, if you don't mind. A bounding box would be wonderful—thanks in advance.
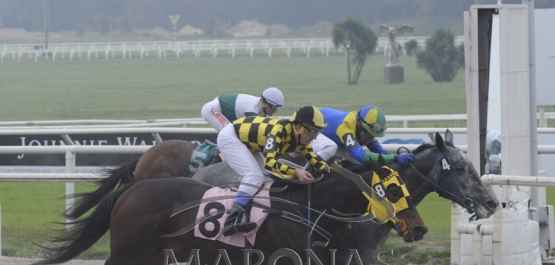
[360,120,387,137]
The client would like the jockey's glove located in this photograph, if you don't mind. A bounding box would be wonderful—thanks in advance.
[395,153,415,167]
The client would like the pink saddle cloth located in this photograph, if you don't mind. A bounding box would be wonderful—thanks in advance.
[194,182,273,247]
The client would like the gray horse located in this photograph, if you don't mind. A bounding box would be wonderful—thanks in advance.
[192,129,499,263]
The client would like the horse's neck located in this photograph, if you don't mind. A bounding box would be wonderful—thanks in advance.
[396,160,437,206]
[287,176,368,230]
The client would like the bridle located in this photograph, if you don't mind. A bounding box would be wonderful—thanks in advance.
[408,146,480,221]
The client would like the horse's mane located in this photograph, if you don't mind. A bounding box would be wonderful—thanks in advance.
[412,140,455,155]
[336,160,372,174]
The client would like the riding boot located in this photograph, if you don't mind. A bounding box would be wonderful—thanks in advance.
[223,202,257,236]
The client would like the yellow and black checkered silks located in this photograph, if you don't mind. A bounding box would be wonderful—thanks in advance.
[232,116,327,179]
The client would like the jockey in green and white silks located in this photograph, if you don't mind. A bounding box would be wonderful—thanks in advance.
[485,130,502,174]
[201,87,284,131]
[310,106,415,167]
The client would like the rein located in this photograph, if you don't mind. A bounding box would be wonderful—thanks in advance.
[407,147,479,221]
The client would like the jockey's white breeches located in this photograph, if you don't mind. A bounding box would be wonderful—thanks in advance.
[217,124,273,196]
[309,134,338,162]
[201,97,230,132]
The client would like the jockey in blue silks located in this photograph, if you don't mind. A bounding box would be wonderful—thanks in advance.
[309,106,415,167]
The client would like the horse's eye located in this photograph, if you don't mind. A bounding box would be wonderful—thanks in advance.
[386,184,402,203]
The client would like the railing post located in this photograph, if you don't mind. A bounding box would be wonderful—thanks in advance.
[65,151,75,229]
[1,203,2,256]
[450,203,461,265]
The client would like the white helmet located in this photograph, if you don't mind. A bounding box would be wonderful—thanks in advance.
[261,87,284,107]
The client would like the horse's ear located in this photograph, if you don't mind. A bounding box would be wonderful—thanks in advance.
[378,155,387,168]
[368,156,377,170]
[370,156,386,177]
[435,132,447,152]
[445,129,454,145]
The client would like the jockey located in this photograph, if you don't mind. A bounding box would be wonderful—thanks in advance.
[201,87,285,132]
[310,106,415,167]
[217,106,329,236]
[485,130,502,174]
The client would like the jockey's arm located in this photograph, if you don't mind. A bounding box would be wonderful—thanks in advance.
[366,139,388,154]
[264,151,296,179]
[299,143,329,171]
[349,143,395,166]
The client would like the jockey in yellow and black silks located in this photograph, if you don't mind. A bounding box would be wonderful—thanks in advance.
[217,106,328,236]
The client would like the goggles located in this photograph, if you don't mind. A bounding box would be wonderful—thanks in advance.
[264,100,280,111]
[357,111,387,136]
[303,126,321,137]
[361,122,387,136]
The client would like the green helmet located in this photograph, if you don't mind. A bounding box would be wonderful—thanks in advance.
[291,106,327,130]
[357,106,387,137]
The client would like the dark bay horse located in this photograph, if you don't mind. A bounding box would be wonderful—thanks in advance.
[64,129,499,263]
[191,130,500,263]
[36,158,427,265]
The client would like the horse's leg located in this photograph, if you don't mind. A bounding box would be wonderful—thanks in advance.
[134,140,198,181]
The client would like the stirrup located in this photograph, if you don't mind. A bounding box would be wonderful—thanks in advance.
[224,222,257,236]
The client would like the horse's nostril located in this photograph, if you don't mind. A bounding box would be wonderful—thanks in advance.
[414,226,428,237]
[487,200,499,210]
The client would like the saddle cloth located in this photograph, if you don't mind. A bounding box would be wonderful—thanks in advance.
[194,182,273,247]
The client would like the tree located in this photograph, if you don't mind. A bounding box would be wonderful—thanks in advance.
[416,29,464,82]
[404,39,418,56]
[332,17,377,85]
[117,13,135,34]
[94,15,112,35]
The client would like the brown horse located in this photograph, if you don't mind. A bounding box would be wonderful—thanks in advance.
[37,157,427,265]
[65,139,198,220]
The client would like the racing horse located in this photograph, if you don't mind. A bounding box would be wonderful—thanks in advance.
[325,130,499,263]
[64,139,199,219]
[35,157,427,265]
[186,129,500,263]
[64,129,498,263]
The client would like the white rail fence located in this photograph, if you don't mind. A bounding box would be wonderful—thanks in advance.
[0,115,553,259]
[0,36,465,61]
[1,112,553,130]
[451,175,555,264]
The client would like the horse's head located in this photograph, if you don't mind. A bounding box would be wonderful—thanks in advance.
[366,156,427,242]
[410,129,499,219]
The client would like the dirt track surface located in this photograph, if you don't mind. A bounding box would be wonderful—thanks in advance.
[0,256,104,265]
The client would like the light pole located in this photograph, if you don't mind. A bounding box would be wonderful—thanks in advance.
[169,15,180,42]
[44,0,49,50]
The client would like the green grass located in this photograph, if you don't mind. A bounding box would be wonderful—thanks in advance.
[0,55,467,121]
[0,54,554,261]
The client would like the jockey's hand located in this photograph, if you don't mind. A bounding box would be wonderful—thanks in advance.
[396,153,415,167]
[294,169,314,182]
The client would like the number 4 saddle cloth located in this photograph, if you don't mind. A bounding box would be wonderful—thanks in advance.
[194,182,273,247]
